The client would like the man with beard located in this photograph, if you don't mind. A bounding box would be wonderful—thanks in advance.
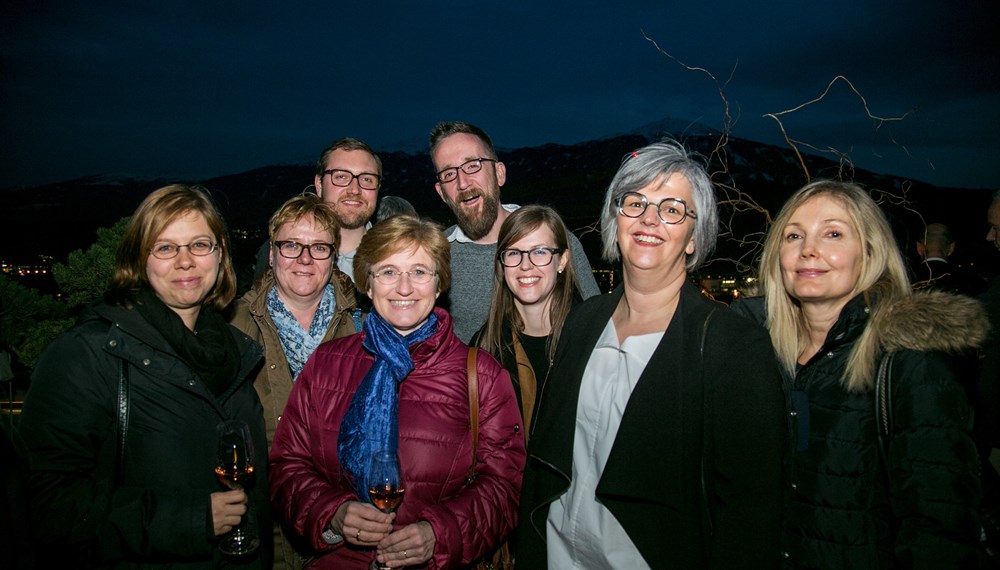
[254,138,385,284]
[312,137,383,280]
[429,121,600,342]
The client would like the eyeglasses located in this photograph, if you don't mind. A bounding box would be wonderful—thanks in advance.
[435,158,496,184]
[617,192,698,224]
[149,240,218,260]
[497,247,563,268]
[369,268,438,285]
[322,169,381,190]
[274,240,334,260]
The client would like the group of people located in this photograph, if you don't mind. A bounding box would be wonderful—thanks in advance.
[9,120,997,569]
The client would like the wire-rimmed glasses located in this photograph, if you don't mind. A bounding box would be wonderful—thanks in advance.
[617,192,697,224]
[149,240,218,259]
[273,240,334,260]
[435,158,497,184]
[497,247,563,268]
[369,268,437,286]
[322,169,381,190]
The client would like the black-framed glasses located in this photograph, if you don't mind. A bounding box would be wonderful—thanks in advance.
[322,169,381,190]
[617,192,697,224]
[369,268,437,285]
[274,240,335,260]
[435,158,496,184]
[150,240,218,260]
[497,247,563,268]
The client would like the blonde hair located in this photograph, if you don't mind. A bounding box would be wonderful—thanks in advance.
[268,193,341,249]
[353,216,451,293]
[758,180,910,391]
[107,184,236,311]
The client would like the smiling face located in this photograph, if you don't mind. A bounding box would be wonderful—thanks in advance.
[145,210,221,328]
[779,194,864,314]
[270,213,335,305]
[615,173,696,283]
[366,245,441,336]
[502,224,569,312]
[432,132,506,242]
[314,148,380,230]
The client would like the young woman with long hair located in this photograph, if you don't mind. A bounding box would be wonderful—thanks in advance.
[472,205,584,435]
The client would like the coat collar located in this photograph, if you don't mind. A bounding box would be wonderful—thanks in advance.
[874,290,988,354]
[88,301,263,402]
[529,280,715,479]
[244,267,357,318]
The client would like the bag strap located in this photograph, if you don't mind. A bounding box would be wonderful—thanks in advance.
[465,347,515,570]
[115,358,130,486]
[466,347,480,484]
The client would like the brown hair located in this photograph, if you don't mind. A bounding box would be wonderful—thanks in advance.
[428,121,498,160]
[107,184,236,311]
[353,216,451,293]
[315,137,382,177]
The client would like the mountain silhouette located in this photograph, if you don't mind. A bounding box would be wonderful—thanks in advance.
[3,121,995,281]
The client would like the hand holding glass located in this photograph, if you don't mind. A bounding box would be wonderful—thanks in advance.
[368,450,404,570]
[215,420,259,556]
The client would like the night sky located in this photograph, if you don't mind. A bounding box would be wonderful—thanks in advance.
[2,1,997,189]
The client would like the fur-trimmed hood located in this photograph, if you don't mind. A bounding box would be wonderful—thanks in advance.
[873,291,990,354]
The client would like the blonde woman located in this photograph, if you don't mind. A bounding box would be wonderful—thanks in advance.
[733,180,986,568]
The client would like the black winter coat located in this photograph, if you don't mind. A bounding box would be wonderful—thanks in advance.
[733,292,986,569]
[15,301,268,569]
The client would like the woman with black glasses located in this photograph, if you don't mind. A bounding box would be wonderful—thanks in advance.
[230,193,361,570]
[472,205,585,437]
[517,140,786,568]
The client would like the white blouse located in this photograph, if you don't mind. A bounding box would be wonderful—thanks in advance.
[546,318,663,569]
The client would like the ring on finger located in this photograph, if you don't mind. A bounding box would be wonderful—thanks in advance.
[355,528,362,541]
[402,550,408,559]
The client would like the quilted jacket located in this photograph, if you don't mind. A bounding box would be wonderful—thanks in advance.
[269,308,525,569]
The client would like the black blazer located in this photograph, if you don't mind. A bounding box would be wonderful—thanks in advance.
[516,281,785,569]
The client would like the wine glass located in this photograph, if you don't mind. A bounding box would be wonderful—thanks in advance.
[215,420,260,557]
[368,449,405,570]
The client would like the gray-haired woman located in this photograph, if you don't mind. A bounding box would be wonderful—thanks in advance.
[517,140,786,569]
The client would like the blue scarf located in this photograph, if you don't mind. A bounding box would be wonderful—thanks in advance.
[267,285,337,381]
[337,309,438,502]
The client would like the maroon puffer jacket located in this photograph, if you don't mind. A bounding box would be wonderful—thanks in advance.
[269,308,525,569]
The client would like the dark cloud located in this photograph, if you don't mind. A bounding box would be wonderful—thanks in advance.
[2,1,997,189]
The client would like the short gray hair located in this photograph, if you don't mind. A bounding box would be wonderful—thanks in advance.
[599,139,718,271]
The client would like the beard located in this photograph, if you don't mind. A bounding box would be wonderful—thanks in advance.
[444,186,500,242]
[333,199,375,230]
